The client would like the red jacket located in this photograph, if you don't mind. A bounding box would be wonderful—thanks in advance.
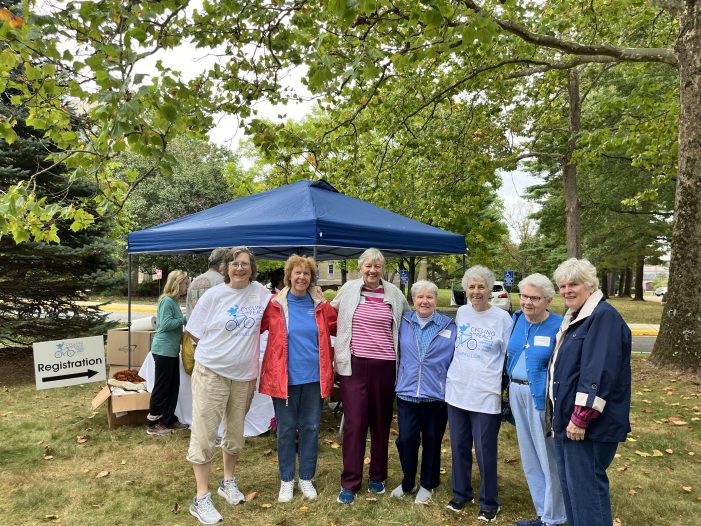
[259,288,337,399]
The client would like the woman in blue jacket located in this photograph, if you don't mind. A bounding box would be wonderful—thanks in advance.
[547,258,631,526]
[391,280,456,505]
[507,274,565,526]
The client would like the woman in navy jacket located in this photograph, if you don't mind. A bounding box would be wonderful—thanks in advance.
[547,258,632,526]
[391,280,456,505]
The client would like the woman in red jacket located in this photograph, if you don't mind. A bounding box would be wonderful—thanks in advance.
[260,255,337,503]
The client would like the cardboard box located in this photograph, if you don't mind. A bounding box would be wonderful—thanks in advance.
[91,385,151,429]
[106,328,155,368]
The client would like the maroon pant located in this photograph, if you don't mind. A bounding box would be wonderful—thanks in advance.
[340,355,396,492]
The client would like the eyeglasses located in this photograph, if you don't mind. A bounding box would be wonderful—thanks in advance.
[229,262,251,269]
[519,294,543,303]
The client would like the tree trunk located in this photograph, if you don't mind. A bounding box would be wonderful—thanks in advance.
[563,68,582,258]
[633,255,645,301]
[617,270,625,297]
[600,272,609,299]
[651,5,701,371]
[341,260,347,285]
[623,267,633,298]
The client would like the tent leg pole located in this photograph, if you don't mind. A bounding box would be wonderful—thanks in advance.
[128,254,132,370]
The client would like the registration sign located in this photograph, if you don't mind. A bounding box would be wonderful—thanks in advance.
[33,336,107,390]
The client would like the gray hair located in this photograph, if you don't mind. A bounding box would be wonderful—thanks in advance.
[553,258,599,291]
[462,265,495,292]
[358,247,385,268]
[411,280,438,299]
[208,248,227,268]
[518,273,556,299]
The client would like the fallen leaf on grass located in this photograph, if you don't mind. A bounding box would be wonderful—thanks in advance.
[43,455,54,460]
[613,518,622,526]
[171,502,181,513]
[96,470,109,478]
[666,449,673,454]
[120,459,127,465]
[681,486,692,493]
[330,442,340,449]
[440,468,447,474]
[628,488,637,495]
[245,491,257,502]
[77,436,88,444]
[323,439,333,445]
[389,428,399,436]
[261,503,273,509]
[44,515,59,521]
[90,504,101,509]
[688,452,695,456]
[626,437,637,442]
[652,449,664,457]
[36,439,45,445]
[365,497,377,502]
[364,457,370,465]
[642,388,652,392]
[668,419,688,426]
[635,451,651,457]
[617,465,628,472]
[299,506,310,512]
[692,417,700,422]
[263,448,273,455]
[642,399,652,404]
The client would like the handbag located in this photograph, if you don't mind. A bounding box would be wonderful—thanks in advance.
[182,331,195,375]
[501,311,522,425]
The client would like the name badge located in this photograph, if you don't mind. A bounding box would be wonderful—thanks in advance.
[533,335,551,347]
[438,329,452,338]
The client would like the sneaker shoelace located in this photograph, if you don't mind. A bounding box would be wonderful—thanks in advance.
[197,495,215,513]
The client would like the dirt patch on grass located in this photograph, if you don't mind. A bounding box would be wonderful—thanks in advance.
[0,348,36,386]
[632,355,701,386]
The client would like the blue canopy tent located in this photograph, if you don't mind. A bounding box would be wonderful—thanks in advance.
[122,180,466,367]
[127,179,466,260]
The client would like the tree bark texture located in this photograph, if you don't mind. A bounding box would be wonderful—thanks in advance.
[634,255,645,301]
[564,68,582,258]
[623,267,633,297]
[651,4,701,371]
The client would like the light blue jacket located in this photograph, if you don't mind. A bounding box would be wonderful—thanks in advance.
[395,311,456,400]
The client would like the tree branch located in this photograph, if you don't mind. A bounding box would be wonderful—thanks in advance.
[459,1,678,67]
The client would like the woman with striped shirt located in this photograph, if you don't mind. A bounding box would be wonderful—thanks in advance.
[332,248,410,505]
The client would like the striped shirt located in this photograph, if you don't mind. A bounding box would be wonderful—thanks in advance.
[350,286,395,360]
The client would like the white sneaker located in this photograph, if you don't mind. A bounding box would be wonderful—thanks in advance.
[391,483,419,499]
[278,480,294,503]
[298,479,318,500]
[218,478,245,505]
[414,486,433,504]
[189,492,223,524]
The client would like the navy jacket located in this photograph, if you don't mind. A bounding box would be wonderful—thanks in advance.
[549,296,632,442]
[396,311,456,401]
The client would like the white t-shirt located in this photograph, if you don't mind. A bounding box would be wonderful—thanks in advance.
[445,304,513,414]
[186,281,271,381]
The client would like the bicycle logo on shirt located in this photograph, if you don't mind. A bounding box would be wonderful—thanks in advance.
[457,324,479,350]
[225,304,256,331]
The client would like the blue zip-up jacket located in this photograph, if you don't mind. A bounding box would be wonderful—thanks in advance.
[547,292,632,442]
[395,311,456,400]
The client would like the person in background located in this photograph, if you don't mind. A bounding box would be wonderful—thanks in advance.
[445,265,513,522]
[391,280,456,505]
[268,267,285,294]
[259,255,337,503]
[332,248,410,505]
[506,274,566,526]
[186,248,227,319]
[547,258,631,526]
[185,247,272,525]
[147,269,190,436]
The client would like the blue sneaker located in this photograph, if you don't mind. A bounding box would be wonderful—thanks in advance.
[337,487,355,505]
[368,480,386,494]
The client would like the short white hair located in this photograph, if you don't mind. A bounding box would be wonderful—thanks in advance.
[462,265,495,292]
[518,273,556,299]
[358,247,385,268]
[553,258,599,291]
[411,280,438,299]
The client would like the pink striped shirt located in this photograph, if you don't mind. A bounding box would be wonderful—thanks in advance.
[350,286,395,360]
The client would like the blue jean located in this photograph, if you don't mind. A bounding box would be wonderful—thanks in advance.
[447,404,501,511]
[272,382,323,482]
[554,437,618,526]
[510,383,566,525]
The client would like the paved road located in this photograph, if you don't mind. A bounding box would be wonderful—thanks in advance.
[632,335,656,353]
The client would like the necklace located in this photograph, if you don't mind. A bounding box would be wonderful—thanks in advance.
[524,320,543,349]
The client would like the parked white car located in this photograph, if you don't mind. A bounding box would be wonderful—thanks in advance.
[653,287,667,296]
[491,281,513,313]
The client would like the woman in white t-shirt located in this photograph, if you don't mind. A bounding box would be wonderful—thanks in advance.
[445,265,513,523]
[185,247,272,525]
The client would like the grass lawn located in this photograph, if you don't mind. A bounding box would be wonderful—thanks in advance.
[0,356,698,525]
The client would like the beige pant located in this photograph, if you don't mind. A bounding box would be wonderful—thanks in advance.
[186,362,255,465]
